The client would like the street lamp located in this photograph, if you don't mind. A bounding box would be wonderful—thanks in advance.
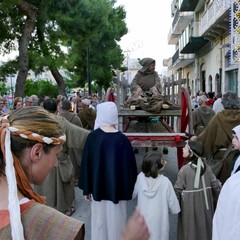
[7,74,14,108]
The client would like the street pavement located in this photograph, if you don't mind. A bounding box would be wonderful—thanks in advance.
[72,147,179,240]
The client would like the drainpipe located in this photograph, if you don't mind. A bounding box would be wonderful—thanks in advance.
[194,55,200,93]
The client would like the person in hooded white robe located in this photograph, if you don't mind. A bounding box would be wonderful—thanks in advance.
[213,125,240,239]
[132,151,180,240]
[212,170,240,239]
[79,101,138,240]
[230,125,240,176]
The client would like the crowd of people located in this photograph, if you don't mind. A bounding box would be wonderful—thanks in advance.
[0,91,152,240]
[1,58,240,239]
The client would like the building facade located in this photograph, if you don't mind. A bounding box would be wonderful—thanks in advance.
[165,0,239,97]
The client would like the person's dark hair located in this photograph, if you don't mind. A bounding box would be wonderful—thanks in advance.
[141,151,164,178]
[38,96,45,106]
[221,92,240,109]
[61,99,71,111]
[43,98,58,113]
[208,92,214,98]
[13,97,22,109]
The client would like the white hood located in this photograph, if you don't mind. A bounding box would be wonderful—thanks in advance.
[233,125,240,139]
[139,173,162,198]
[94,101,118,130]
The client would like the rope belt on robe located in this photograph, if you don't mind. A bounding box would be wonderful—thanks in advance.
[193,157,209,210]
[185,140,209,210]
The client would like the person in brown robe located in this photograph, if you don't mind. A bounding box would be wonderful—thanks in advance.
[126,58,166,114]
[192,95,215,136]
[174,141,221,240]
[191,92,240,184]
[77,98,96,130]
[34,99,89,216]
[59,99,83,127]
[59,99,83,183]
[130,58,162,96]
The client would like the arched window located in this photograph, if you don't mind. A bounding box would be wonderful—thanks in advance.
[215,73,220,95]
[208,75,212,92]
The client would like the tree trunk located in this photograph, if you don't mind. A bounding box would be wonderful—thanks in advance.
[50,68,67,97]
[15,1,37,97]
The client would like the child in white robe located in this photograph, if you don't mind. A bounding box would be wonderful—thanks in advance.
[231,125,240,175]
[132,151,180,240]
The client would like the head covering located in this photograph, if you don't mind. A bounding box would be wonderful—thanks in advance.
[233,125,240,139]
[139,57,155,73]
[94,102,118,130]
[186,140,204,157]
[82,98,91,106]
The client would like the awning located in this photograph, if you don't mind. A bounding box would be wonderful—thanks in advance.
[180,0,199,12]
[180,37,209,54]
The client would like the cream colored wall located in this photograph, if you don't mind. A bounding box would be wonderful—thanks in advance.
[182,64,194,93]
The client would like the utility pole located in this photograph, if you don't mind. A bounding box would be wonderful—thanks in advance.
[87,48,91,95]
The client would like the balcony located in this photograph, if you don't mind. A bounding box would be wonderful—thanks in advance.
[179,0,199,12]
[179,27,209,54]
[168,9,194,44]
[200,0,230,40]
[171,49,195,71]
[171,9,194,35]
[180,37,209,53]
[168,28,181,45]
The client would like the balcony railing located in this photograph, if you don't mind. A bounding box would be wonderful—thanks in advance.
[172,49,195,66]
[171,10,194,35]
[172,9,180,30]
[172,49,180,65]
[200,0,230,35]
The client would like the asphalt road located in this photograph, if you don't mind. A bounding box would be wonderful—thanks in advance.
[72,147,179,240]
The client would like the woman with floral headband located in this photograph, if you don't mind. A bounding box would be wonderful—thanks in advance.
[0,107,84,240]
[174,140,221,240]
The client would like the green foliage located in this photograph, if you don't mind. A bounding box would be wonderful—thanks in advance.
[0,82,10,96]
[0,60,18,82]
[24,79,58,97]
[0,0,128,93]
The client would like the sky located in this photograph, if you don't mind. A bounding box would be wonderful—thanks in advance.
[1,1,175,74]
[115,0,175,74]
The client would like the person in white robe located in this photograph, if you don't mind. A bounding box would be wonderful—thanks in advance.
[133,151,180,240]
[212,171,240,240]
[231,125,240,175]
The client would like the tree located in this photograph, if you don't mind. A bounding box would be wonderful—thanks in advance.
[0,0,127,97]
[15,1,38,97]
[67,1,127,94]
[24,79,58,97]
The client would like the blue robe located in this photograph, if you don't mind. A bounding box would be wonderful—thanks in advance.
[79,128,137,204]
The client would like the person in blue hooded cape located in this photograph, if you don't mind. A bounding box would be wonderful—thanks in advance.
[79,101,138,240]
